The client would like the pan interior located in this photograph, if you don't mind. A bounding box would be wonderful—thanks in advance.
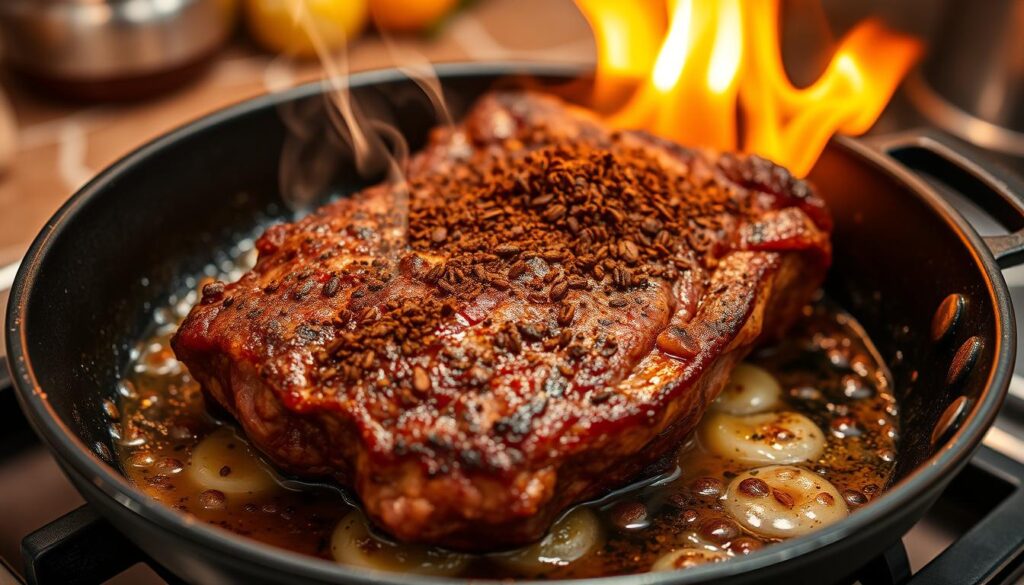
[809,146,999,478]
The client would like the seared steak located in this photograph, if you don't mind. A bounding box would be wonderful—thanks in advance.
[172,92,831,550]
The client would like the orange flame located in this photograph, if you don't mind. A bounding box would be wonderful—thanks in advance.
[576,0,923,176]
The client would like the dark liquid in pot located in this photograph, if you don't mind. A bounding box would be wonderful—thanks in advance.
[115,255,897,578]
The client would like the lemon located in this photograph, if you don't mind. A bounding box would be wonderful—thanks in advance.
[370,0,459,33]
[246,0,369,57]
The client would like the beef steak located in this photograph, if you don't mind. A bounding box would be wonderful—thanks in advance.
[172,91,832,550]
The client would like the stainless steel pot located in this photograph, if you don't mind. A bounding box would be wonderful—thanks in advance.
[908,0,1024,155]
[0,0,237,100]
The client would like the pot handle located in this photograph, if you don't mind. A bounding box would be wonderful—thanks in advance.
[21,505,180,585]
[862,129,1024,268]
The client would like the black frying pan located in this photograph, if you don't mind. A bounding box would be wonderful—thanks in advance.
[6,63,1024,585]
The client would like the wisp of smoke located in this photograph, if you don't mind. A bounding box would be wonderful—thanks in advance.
[270,1,456,268]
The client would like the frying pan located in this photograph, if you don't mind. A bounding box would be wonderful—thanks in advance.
[6,63,1024,585]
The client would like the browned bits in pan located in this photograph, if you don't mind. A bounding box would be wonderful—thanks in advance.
[738,477,770,498]
[199,489,227,510]
[842,489,868,508]
[699,517,741,543]
[608,501,648,531]
[691,477,724,498]
[772,489,795,508]
[727,537,764,555]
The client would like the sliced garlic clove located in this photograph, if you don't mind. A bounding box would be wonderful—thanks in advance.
[331,512,469,577]
[712,363,783,415]
[699,411,825,465]
[651,548,730,571]
[493,507,602,575]
[186,427,279,495]
[723,465,848,539]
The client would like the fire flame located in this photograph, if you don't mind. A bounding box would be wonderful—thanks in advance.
[576,0,923,176]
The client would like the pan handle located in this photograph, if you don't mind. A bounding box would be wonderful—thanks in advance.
[862,129,1024,268]
[21,505,182,585]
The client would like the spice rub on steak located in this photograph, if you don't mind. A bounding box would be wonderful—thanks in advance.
[172,91,832,550]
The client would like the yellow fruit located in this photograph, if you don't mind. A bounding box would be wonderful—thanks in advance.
[370,0,459,33]
[246,0,368,57]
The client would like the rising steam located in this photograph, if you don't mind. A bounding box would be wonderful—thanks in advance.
[270,1,455,264]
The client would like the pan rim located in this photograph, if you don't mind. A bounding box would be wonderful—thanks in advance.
[5,61,1015,584]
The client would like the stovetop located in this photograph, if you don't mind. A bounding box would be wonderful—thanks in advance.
[2,67,1024,585]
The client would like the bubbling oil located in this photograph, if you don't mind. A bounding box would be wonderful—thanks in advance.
[116,259,896,578]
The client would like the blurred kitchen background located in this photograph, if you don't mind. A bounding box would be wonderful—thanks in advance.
[0,0,964,270]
